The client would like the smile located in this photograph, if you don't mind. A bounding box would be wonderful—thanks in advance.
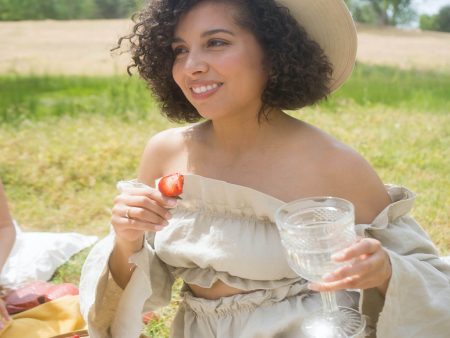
[190,83,223,95]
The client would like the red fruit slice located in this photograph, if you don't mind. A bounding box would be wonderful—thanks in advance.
[142,310,159,325]
[158,173,184,197]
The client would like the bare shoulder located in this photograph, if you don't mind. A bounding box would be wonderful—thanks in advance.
[324,138,391,224]
[137,126,190,187]
[293,124,391,224]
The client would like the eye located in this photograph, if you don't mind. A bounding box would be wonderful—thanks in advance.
[172,46,188,57]
[207,39,229,48]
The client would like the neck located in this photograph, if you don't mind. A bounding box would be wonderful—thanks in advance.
[205,108,286,154]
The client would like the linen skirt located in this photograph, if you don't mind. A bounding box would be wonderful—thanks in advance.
[170,282,360,338]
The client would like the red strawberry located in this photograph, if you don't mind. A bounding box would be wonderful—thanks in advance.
[142,310,160,324]
[158,173,184,197]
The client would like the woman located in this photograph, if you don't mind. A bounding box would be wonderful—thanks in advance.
[80,0,450,337]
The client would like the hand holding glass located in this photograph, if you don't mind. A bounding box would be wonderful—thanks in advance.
[275,197,365,338]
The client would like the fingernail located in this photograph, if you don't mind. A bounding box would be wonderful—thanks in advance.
[167,199,177,207]
[155,225,165,231]
[165,212,172,220]
[332,252,345,261]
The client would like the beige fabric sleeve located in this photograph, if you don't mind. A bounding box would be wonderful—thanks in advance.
[79,232,174,338]
[356,186,450,338]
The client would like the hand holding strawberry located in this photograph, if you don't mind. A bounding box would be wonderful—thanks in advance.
[111,176,180,245]
[110,176,181,288]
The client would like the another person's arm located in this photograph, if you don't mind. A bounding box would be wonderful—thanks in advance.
[0,180,16,329]
[0,180,15,273]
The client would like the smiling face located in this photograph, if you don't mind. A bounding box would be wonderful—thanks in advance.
[171,1,268,121]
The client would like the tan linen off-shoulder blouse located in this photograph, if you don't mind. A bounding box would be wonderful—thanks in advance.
[80,174,450,338]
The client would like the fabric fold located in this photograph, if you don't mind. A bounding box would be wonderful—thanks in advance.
[80,232,175,338]
[358,185,450,337]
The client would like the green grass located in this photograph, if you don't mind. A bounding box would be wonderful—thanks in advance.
[1,64,449,124]
[0,75,157,124]
[0,64,449,335]
[326,63,450,114]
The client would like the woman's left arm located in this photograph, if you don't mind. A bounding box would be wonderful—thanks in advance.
[308,145,393,295]
[309,147,450,337]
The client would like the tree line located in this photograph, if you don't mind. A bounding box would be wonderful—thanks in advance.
[345,0,450,32]
[0,0,144,20]
[0,0,449,33]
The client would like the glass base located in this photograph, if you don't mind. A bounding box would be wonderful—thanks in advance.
[302,306,366,338]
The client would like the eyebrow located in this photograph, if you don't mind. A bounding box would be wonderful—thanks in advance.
[172,29,235,44]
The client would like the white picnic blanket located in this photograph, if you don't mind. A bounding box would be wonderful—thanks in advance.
[0,221,98,285]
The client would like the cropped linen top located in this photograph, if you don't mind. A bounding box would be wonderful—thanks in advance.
[152,174,300,290]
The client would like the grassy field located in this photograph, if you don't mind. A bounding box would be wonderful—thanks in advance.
[1,64,449,335]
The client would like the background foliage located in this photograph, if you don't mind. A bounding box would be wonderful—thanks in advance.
[345,0,450,32]
[1,0,449,33]
[419,5,450,32]
[0,0,144,20]
[345,0,416,26]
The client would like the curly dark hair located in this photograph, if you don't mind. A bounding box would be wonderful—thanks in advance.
[117,0,333,123]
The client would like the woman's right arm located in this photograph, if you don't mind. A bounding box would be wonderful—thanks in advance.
[108,131,179,289]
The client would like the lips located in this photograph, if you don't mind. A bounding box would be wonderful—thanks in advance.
[189,82,223,98]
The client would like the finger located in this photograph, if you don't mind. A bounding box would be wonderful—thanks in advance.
[113,196,172,221]
[310,273,386,292]
[134,195,174,220]
[111,215,169,231]
[119,187,178,208]
[322,258,375,282]
[308,275,363,292]
[332,238,381,262]
[119,205,170,225]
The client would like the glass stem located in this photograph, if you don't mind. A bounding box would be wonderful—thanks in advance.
[320,291,339,313]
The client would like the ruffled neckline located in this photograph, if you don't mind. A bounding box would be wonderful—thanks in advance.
[157,173,284,202]
[158,174,285,223]
[155,174,416,224]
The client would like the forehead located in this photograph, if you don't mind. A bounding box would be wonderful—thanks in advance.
[174,1,243,36]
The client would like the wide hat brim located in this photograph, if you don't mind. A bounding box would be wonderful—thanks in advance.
[276,0,357,92]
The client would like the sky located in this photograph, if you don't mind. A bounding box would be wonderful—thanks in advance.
[412,0,450,15]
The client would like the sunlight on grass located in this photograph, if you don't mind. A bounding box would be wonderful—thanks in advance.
[1,112,175,235]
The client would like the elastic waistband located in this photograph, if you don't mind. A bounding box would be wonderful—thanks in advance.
[181,281,308,317]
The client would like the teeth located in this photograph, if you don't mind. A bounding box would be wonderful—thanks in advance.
[192,83,219,94]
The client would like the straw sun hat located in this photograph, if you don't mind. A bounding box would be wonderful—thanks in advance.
[276,0,357,92]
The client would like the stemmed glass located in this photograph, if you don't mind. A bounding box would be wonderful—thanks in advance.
[275,197,366,338]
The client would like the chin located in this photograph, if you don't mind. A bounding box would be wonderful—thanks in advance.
[195,107,229,121]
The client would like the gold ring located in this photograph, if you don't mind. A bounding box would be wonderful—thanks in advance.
[125,207,131,219]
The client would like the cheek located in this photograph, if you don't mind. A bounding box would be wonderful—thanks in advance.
[223,53,267,93]
[225,46,265,76]
[171,63,184,90]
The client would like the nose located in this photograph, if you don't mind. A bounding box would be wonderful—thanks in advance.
[183,50,208,76]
